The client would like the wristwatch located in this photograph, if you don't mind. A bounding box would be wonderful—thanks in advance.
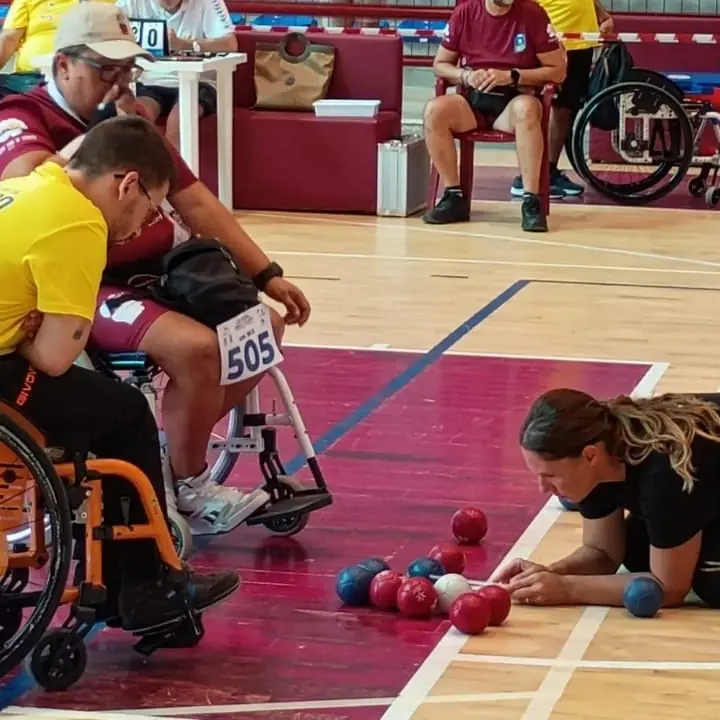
[192,40,201,53]
[252,262,284,291]
[510,68,521,87]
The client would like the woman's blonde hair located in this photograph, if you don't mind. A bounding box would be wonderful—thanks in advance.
[519,389,720,492]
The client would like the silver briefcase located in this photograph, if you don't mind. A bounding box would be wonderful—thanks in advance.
[376,135,429,217]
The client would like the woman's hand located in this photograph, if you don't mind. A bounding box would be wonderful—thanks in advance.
[491,558,547,584]
[506,569,571,606]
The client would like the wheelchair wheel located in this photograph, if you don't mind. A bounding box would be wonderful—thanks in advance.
[208,406,242,485]
[28,628,87,691]
[0,413,72,680]
[263,477,309,537]
[570,80,694,205]
[168,509,193,560]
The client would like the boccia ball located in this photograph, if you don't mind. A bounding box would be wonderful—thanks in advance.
[429,543,466,575]
[452,507,488,544]
[397,577,438,618]
[558,496,580,512]
[434,573,472,614]
[408,556,446,580]
[336,565,375,606]
[450,592,492,635]
[623,576,664,618]
[357,557,391,577]
[477,584,512,626]
[370,570,404,611]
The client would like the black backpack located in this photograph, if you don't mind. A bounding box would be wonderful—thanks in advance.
[587,43,635,131]
[105,237,259,328]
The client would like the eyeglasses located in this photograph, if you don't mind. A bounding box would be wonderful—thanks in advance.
[114,173,162,218]
[68,53,144,83]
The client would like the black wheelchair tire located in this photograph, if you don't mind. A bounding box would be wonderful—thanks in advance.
[0,414,72,680]
[570,80,694,205]
[208,406,242,485]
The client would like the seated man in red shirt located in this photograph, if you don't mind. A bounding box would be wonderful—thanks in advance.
[0,2,311,534]
[424,0,566,232]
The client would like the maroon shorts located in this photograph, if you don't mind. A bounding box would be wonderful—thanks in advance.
[90,285,170,352]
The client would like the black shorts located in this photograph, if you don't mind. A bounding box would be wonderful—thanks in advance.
[136,82,218,117]
[554,47,594,111]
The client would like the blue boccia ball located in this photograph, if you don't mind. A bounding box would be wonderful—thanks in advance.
[558,496,580,512]
[623,576,664,618]
[407,557,445,580]
[336,565,375,606]
[357,557,390,577]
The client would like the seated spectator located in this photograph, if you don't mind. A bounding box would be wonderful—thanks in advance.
[116,0,238,148]
[0,0,114,81]
[423,0,566,232]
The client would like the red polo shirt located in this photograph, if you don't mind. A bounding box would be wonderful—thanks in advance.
[442,0,560,71]
[0,86,197,269]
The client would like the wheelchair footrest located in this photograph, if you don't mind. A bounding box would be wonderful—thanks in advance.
[132,613,204,656]
[246,492,332,526]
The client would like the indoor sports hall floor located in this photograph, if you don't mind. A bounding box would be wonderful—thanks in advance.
[4,153,720,719]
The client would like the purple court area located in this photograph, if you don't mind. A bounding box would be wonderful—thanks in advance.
[10,347,651,717]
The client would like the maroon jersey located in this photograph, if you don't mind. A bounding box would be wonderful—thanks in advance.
[442,0,560,71]
[0,86,196,270]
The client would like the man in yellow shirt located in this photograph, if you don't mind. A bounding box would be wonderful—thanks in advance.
[0,115,240,633]
[510,0,613,199]
[0,0,115,74]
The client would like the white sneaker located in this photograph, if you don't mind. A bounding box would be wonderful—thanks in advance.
[176,468,270,535]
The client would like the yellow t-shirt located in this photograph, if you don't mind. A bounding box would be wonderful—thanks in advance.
[4,0,114,72]
[536,0,599,51]
[0,162,108,356]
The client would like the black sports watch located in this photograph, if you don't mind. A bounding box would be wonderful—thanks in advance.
[252,261,284,291]
[510,68,521,87]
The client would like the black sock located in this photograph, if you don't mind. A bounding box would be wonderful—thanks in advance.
[445,185,463,197]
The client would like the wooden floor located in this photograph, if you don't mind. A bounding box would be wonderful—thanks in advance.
[5,196,720,719]
[247,198,720,720]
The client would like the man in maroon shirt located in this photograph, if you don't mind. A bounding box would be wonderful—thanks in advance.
[424,0,566,232]
[0,3,311,533]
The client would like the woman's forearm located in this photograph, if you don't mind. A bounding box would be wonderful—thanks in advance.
[548,544,620,576]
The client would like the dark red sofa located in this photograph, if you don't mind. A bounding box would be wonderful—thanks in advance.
[198,31,403,213]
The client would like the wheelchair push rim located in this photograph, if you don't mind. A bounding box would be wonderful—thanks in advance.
[570,80,695,205]
[0,413,72,681]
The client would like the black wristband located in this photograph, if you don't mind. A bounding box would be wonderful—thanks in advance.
[88,102,118,128]
[252,261,284,291]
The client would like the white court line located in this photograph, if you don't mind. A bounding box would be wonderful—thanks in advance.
[271,249,720,278]
[453,654,720,672]
[251,212,720,270]
[286,342,664,368]
[378,361,668,720]
[52,693,536,717]
[0,711,195,720]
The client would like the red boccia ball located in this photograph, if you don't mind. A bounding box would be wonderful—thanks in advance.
[450,592,492,635]
[429,543,466,575]
[370,570,404,611]
[397,577,438,618]
[451,507,488,544]
[477,584,511,626]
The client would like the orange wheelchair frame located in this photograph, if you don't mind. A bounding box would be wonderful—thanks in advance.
[0,402,201,692]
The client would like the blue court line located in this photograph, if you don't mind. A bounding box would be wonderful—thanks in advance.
[0,279,528,709]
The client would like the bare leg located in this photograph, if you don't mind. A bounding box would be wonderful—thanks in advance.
[423,94,477,187]
[495,95,543,194]
[549,105,572,166]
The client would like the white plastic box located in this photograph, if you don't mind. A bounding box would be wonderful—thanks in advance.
[313,99,381,118]
[376,135,429,217]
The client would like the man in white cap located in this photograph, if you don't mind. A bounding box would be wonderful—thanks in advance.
[0,2,312,539]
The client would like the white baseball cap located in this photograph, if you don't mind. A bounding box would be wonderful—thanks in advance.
[54,3,153,60]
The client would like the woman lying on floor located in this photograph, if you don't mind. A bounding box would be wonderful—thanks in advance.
[493,389,720,609]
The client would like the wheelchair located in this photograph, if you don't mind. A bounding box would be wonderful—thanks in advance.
[86,351,332,559]
[568,66,720,206]
[0,402,204,691]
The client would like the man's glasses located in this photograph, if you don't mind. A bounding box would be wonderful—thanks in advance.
[114,173,162,219]
[68,53,144,83]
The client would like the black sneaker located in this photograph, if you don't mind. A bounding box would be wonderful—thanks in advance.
[423,190,470,224]
[119,569,240,633]
[521,193,548,233]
